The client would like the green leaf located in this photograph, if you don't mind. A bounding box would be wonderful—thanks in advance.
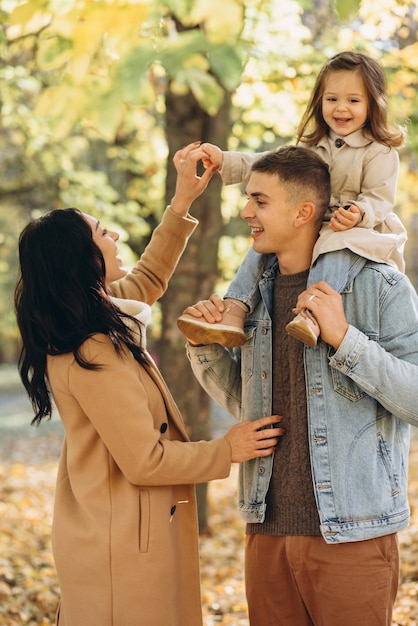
[85,85,125,141]
[184,67,225,115]
[334,0,360,20]
[158,29,211,75]
[158,30,241,107]
[112,47,156,104]
[36,34,72,70]
[208,43,244,92]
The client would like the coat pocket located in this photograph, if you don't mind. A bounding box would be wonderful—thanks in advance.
[139,489,150,553]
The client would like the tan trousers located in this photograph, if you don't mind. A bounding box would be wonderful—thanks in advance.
[245,534,399,626]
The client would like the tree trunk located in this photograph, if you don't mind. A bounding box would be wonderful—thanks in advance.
[157,89,232,533]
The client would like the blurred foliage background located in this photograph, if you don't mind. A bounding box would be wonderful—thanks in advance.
[1,0,418,527]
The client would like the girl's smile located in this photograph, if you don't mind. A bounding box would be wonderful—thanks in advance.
[322,69,368,137]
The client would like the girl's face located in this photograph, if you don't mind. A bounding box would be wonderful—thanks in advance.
[321,70,368,137]
[82,213,128,285]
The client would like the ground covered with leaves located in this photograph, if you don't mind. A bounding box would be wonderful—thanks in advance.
[1,383,418,624]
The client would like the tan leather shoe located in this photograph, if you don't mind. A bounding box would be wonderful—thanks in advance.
[285,309,320,347]
[177,299,247,348]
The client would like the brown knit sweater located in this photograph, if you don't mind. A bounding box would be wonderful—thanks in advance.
[247,270,321,536]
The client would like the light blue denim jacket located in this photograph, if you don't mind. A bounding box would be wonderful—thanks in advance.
[187,257,418,543]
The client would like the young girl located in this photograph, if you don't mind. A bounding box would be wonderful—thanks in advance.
[177,51,406,347]
[14,143,283,626]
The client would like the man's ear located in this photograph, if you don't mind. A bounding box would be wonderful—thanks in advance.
[294,201,315,227]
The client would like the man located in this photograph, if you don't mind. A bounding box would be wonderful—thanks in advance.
[178,146,418,625]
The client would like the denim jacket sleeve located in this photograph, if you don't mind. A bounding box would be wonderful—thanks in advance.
[329,269,418,426]
[186,343,242,421]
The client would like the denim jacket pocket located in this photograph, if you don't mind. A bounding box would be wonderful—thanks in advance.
[376,431,402,497]
[327,332,378,402]
[329,367,367,401]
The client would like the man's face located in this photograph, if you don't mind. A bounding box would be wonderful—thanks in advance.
[241,171,297,258]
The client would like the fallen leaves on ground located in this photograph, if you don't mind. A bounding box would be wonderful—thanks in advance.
[1,428,418,625]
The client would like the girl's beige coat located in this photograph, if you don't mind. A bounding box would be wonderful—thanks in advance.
[47,208,232,625]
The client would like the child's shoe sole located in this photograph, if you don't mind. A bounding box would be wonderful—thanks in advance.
[285,311,319,347]
[177,315,246,348]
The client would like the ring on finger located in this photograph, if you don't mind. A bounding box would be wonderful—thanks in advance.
[178,157,185,163]
[308,294,316,302]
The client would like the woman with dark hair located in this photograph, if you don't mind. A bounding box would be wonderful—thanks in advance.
[15,142,282,626]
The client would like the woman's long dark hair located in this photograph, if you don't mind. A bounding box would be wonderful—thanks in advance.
[14,208,148,425]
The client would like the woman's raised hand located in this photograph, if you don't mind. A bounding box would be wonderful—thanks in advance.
[170,142,218,216]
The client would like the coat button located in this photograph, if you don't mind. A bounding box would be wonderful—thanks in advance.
[160,423,168,433]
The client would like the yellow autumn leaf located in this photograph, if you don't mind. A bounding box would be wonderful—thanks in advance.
[69,4,150,59]
[35,84,88,140]
[7,2,51,39]
[190,0,244,42]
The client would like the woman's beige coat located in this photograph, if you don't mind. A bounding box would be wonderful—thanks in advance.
[47,208,232,626]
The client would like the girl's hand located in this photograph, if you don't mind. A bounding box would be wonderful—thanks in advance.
[201,143,223,171]
[170,142,218,216]
[330,204,361,232]
[225,415,285,462]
